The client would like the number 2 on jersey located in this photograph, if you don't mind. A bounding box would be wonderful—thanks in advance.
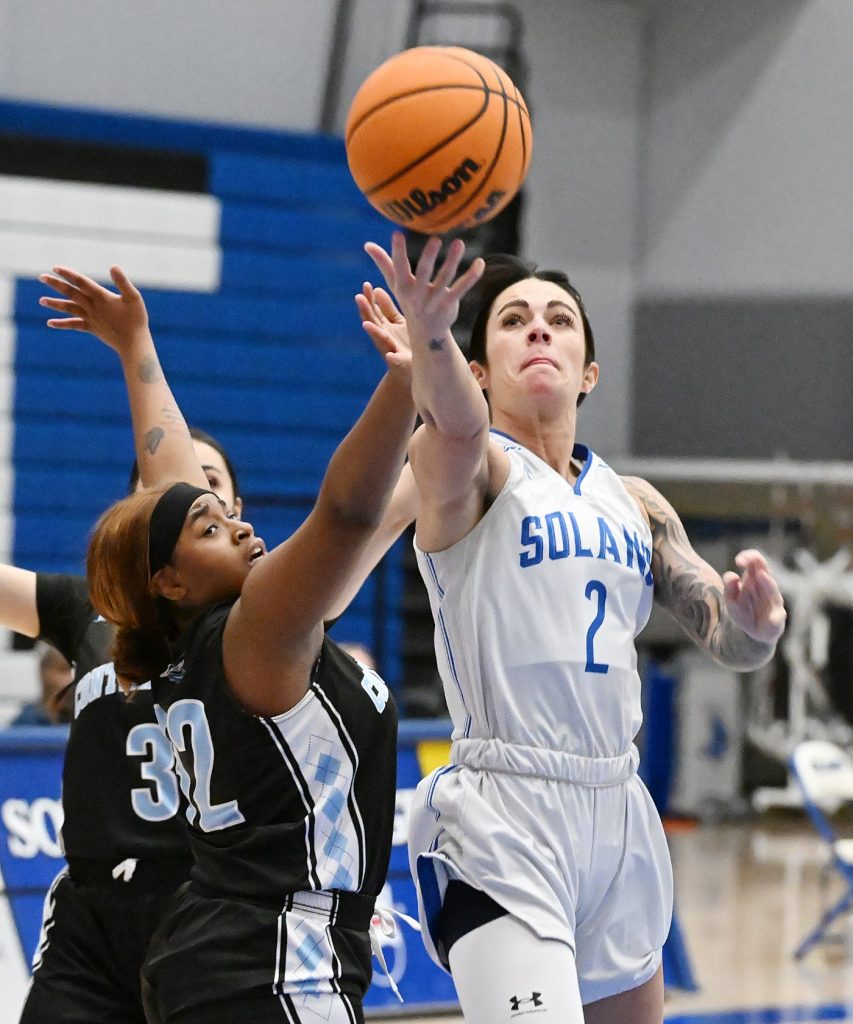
[584,579,609,674]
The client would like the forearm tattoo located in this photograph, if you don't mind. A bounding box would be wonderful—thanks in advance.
[144,427,164,455]
[429,338,444,350]
[642,487,774,669]
[138,355,163,384]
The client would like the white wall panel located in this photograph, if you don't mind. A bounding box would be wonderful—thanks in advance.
[0,177,219,241]
[0,228,220,291]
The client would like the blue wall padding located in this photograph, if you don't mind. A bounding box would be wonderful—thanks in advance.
[638,658,677,815]
[219,202,387,252]
[209,153,366,206]
[219,251,372,297]
[17,281,378,340]
[15,366,372,430]
[15,327,383,390]
[0,100,347,161]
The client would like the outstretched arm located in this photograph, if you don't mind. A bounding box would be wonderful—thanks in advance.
[0,271,159,645]
[324,461,418,623]
[624,477,786,670]
[224,360,416,714]
[366,233,492,552]
[325,283,418,621]
[220,277,417,714]
[0,566,38,638]
[39,266,206,490]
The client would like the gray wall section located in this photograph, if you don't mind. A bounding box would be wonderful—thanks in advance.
[636,0,853,461]
[633,297,853,458]
[518,0,644,459]
[0,0,337,130]
[639,0,853,296]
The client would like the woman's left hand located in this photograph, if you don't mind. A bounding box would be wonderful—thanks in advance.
[356,281,412,388]
[364,232,484,344]
[39,265,149,355]
[722,549,787,644]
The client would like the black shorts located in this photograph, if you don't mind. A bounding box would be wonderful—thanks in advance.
[19,861,189,1024]
[436,879,509,964]
[143,886,374,1024]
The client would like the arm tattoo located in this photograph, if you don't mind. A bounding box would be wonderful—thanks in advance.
[642,486,774,669]
[707,617,773,668]
[144,427,164,455]
[138,355,163,384]
[428,338,444,351]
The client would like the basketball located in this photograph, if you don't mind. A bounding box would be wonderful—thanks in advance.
[345,46,533,234]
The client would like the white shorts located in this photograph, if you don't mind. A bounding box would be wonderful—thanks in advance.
[408,737,673,1005]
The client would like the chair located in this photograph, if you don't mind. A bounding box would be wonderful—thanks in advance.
[789,740,853,959]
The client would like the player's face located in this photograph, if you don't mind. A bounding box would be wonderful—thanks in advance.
[192,440,242,518]
[472,278,598,412]
[133,440,242,518]
[157,495,266,608]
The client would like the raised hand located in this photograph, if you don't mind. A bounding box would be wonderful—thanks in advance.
[355,281,412,387]
[722,549,787,645]
[39,265,149,355]
[364,232,484,344]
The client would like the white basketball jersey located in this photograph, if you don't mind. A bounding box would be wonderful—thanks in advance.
[415,432,655,758]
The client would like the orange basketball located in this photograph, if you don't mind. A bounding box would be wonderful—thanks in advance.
[345,46,533,234]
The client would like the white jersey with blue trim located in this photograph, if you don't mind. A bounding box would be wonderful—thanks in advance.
[414,432,655,759]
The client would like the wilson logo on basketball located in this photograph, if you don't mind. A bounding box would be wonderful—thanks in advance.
[381,157,481,223]
[471,189,506,223]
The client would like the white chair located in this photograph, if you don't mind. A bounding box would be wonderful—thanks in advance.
[789,740,853,959]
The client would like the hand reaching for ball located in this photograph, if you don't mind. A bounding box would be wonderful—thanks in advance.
[356,281,412,387]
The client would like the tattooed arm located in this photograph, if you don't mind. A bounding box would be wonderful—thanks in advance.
[623,476,786,670]
[39,266,207,490]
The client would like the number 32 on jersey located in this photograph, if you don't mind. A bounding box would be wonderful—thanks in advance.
[128,667,388,833]
[129,701,245,833]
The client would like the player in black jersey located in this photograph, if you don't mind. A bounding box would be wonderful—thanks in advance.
[41,263,422,1022]
[0,424,242,1024]
[14,266,408,1024]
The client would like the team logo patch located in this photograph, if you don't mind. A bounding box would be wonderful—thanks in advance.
[160,658,185,683]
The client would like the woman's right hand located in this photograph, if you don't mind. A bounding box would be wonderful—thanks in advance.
[364,232,484,344]
[39,265,150,356]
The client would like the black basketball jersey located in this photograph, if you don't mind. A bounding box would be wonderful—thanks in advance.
[152,601,398,902]
[36,573,191,864]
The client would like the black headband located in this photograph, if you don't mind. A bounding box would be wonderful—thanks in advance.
[148,483,215,578]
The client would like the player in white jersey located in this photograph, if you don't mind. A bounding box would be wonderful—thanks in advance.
[364,234,786,1024]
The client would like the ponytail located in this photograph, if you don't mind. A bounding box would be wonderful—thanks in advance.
[110,622,176,688]
[87,485,178,686]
